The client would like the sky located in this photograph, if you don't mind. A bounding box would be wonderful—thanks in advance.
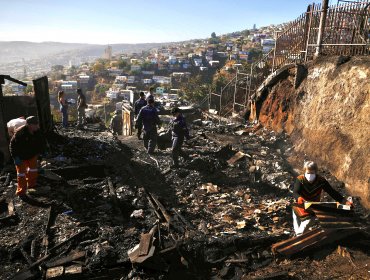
[0,0,321,44]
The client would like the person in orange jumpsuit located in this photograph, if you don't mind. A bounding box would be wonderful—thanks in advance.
[9,116,46,196]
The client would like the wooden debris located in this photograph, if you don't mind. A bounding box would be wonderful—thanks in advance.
[129,225,157,263]
[65,265,83,275]
[45,251,86,268]
[227,151,247,165]
[46,266,64,279]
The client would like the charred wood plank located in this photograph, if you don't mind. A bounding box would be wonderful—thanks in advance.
[107,177,124,222]
[148,193,172,225]
[272,228,359,256]
[30,239,36,259]
[145,194,162,221]
[11,229,89,280]
[45,251,85,268]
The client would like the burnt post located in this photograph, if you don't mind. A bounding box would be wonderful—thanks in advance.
[0,75,28,164]
[315,0,330,58]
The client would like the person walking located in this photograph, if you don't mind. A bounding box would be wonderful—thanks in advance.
[169,107,190,168]
[110,110,123,135]
[135,96,161,154]
[77,88,87,128]
[58,91,69,128]
[9,116,46,196]
[134,92,147,139]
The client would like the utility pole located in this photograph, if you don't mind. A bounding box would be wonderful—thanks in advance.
[315,0,329,58]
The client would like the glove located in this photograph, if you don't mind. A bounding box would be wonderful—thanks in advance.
[14,157,22,166]
[345,200,354,208]
[297,197,305,204]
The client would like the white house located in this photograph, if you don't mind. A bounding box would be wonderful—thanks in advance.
[209,60,220,67]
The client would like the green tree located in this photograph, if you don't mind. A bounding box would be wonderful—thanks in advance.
[24,85,34,94]
[181,75,211,103]
[211,32,217,38]
[118,58,128,69]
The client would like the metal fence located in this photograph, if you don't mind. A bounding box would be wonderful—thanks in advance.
[214,0,370,121]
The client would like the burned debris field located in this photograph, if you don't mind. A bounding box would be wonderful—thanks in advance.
[1,122,369,280]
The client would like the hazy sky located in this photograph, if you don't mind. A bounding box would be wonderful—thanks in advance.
[1,0,321,44]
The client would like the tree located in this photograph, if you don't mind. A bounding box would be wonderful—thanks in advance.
[69,65,77,75]
[118,58,128,69]
[241,30,250,37]
[24,85,34,94]
[211,32,217,38]
[93,62,105,74]
[181,75,211,103]
[51,65,64,71]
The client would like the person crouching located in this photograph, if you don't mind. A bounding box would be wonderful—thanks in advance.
[292,161,353,236]
[9,116,46,196]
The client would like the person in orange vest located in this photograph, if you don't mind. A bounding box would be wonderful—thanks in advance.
[9,116,46,196]
[292,161,353,236]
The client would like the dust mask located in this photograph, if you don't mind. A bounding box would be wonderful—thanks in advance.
[305,173,316,182]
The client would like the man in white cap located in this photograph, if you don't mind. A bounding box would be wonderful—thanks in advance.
[7,116,26,137]
[9,116,46,196]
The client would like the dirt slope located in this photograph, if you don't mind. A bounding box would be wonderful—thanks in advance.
[258,56,370,208]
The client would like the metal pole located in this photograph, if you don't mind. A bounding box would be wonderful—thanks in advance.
[232,70,238,112]
[219,87,222,124]
[315,0,330,57]
[272,31,279,72]
[305,3,315,62]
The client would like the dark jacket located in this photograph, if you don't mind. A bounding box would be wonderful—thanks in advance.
[170,114,189,139]
[110,113,123,133]
[77,93,87,109]
[9,126,46,160]
[134,98,147,116]
[136,105,161,132]
[293,174,345,203]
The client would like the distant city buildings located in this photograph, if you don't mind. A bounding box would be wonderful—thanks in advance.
[104,45,112,60]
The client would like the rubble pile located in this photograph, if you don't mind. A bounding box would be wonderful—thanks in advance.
[0,122,369,280]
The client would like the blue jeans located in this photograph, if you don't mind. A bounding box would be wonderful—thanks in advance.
[60,105,68,127]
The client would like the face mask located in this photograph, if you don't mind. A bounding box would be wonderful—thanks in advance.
[305,173,316,182]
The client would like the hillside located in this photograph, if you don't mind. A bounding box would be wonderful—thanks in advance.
[0,41,167,64]
[257,56,370,208]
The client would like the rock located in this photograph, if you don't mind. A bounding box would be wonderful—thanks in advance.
[130,209,144,219]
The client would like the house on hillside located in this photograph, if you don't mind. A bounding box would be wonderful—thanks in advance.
[78,75,90,85]
[59,80,78,94]
[153,76,171,84]
[142,79,153,84]
[127,76,136,84]
[131,65,141,72]
[108,68,123,77]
